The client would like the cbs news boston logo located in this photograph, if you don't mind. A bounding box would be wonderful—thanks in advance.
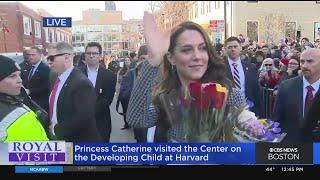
[8,141,66,163]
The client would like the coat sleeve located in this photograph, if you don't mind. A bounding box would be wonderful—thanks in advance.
[272,82,286,128]
[105,71,116,107]
[54,81,97,139]
[29,65,50,96]
[127,60,160,128]
[119,70,134,101]
[250,65,262,117]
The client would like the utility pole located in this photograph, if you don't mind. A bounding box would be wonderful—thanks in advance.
[0,13,8,53]
[2,23,7,53]
[3,24,7,52]
[224,1,227,41]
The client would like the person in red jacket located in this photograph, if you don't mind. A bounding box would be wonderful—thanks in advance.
[259,58,281,89]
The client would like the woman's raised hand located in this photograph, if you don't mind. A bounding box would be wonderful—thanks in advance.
[143,11,170,66]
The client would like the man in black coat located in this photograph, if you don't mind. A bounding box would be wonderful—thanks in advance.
[20,49,31,87]
[302,90,320,142]
[80,42,116,142]
[224,37,261,116]
[47,42,101,142]
[274,48,320,142]
[24,47,50,112]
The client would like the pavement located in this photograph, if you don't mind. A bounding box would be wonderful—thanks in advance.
[109,94,136,142]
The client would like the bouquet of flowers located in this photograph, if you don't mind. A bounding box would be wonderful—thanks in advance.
[232,101,287,142]
[181,82,229,142]
[159,81,286,142]
[159,81,230,142]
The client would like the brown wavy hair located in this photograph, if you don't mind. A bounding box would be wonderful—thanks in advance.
[152,21,229,107]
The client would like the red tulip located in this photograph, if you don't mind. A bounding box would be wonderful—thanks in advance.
[189,82,210,110]
[212,91,226,109]
[204,83,227,109]
[184,82,228,141]
[188,82,227,110]
[189,82,202,99]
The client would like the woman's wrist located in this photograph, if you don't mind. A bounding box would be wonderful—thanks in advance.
[149,54,163,67]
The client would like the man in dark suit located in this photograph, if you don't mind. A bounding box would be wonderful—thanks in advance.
[47,42,101,142]
[302,90,320,142]
[224,37,261,116]
[80,42,116,142]
[20,49,31,88]
[274,48,320,142]
[24,46,50,112]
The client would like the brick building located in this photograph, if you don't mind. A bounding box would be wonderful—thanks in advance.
[0,2,72,54]
[0,2,42,53]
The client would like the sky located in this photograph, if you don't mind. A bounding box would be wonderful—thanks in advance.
[14,1,150,20]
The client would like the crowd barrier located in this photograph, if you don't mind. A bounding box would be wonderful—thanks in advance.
[260,87,276,119]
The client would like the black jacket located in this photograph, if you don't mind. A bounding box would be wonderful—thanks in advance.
[80,66,116,142]
[19,61,31,88]
[273,76,319,142]
[51,68,102,142]
[301,90,320,142]
[0,93,22,121]
[26,61,50,112]
[225,59,261,116]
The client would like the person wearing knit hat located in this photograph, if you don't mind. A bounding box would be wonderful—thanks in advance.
[280,57,290,66]
[280,58,301,82]
[0,55,21,83]
[0,55,48,142]
[279,57,289,77]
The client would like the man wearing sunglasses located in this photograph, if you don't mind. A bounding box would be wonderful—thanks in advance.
[47,42,101,142]
[258,58,281,89]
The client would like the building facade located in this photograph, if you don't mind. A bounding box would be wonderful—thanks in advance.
[187,1,320,45]
[0,2,43,53]
[187,1,227,44]
[0,2,72,54]
[122,19,144,52]
[37,8,72,53]
[72,9,125,56]
[231,1,320,44]
[72,9,143,56]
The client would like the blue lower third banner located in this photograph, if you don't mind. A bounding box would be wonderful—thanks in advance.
[314,143,320,164]
[15,166,63,173]
[73,143,255,165]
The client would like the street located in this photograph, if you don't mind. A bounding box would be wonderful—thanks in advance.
[109,95,136,142]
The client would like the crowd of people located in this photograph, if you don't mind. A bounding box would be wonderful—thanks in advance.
[1,12,320,143]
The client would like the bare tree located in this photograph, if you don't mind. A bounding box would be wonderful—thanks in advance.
[247,21,259,43]
[154,1,189,30]
[147,1,164,13]
[259,13,291,45]
[284,22,296,43]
